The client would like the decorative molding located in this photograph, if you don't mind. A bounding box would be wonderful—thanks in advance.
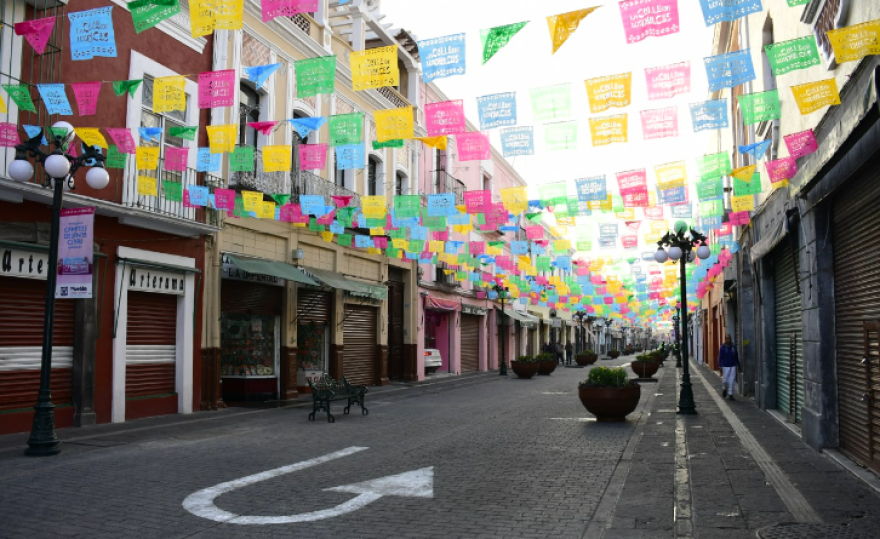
[107,0,206,53]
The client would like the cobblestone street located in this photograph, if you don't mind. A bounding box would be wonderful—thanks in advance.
[2,356,879,539]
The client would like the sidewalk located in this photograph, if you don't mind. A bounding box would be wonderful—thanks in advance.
[600,361,880,539]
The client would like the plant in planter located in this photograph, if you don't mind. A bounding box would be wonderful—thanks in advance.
[511,355,540,379]
[535,352,557,375]
[624,346,635,356]
[575,349,599,366]
[577,367,641,422]
[607,349,621,359]
[631,353,662,378]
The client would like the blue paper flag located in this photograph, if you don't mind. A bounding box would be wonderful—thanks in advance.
[196,147,221,172]
[738,139,772,159]
[555,256,572,271]
[188,185,209,207]
[690,99,729,132]
[417,33,466,83]
[288,116,327,139]
[354,235,372,249]
[68,7,117,60]
[336,144,364,170]
[410,225,428,241]
[500,126,534,157]
[138,127,162,142]
[671,203,693,219]
[23,125,47,145]
[511,241,529,255]
[575,176,607,202]
[427,193,456,217]
[36,84,72,115]
[445,241,463,254]
[244,63,281,88]
[477,92,517,130]
[704,50,755,92]
[300,195,326,216]
[698,0,762,26]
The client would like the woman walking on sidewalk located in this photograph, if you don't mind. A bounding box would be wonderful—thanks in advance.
[719,334,740,400]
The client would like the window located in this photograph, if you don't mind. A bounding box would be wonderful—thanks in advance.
[291,110,310,173]
[239,84,260,147]
[368,157,379,196]
[395,171,405,196]
[434,149,446,193]
[140,75,188,163]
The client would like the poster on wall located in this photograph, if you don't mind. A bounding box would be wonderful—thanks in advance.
[56,207,95,299]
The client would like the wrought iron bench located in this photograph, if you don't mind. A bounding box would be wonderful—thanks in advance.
[307,374,369,423]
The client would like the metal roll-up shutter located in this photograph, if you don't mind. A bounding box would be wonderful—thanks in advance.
[297,289,331,324]
[343,305,377,385]
[833,159,880,474]
[0,278,75,411]
[126,292,177,398]
[221,280,282,316]
[461,314,480,373]
[772,242,804,423]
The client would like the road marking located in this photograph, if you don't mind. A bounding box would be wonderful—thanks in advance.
[690,363,821,523]
[182,447,434,525]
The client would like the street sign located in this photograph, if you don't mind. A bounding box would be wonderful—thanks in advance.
[182,447,434,525]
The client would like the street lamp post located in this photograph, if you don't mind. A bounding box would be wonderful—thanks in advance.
[8,123,110,456]
[674,302,682,368]
[493,285,509,376]
[654,221,711,416]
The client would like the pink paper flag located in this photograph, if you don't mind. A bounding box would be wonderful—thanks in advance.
[14,17,55,55]
[0,123,19,147]
[625,221,641,232]
[622,235,638,249]
[525,226,543,240]
[619,0,680,44]
[616,168,647,195]
[280,203,299,222]
[644,206,664,220]
[165,147,188,171]
[372,237,388,249]
[766,157,798,183]
[729,211,750,226]
[645,61,690,100]
[464,190,490,214]
[106,128,136,154]
[300,143,328,170]
[331,195,352,208]
[640,107,678,140]
[622,186,650,208]
[70,81,101,116]
[316,209,336,226]
[247,121,278,135]
[456,132,490,162]
[784,129,817,160]
[469,241,485,255]
[183,189,195,208]
[425,100,466,137]
[433,230,449,241]
[197,70,235,109]
[214,188,236,212]
[261,0,318,23]
[718,223,733,236]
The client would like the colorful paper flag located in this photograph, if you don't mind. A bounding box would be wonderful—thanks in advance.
[261,0,317,23]
[129,0,181,33]
[36,84,72,115]
[640,107,678,140]
[230,146,255,172]
[689,99,729,132]
[425,100,466,137]
[500,126,534,157]
[456,132,490,161]
[198,70,235,109]
[481,21,528,64]
[417,33,466,83]
[585,72,632,113]
[738,89,780,125]
[827,19,880,63]
[137,176,158,197]
[71,81,101,116]
[329,112,363,146]
[13,17,55,55]
[375,106,414,142]
[153,75,186,113]
[704,49,755,92]
[645,61,691,100]
[74,128,108,149]
[113,79,143,98]
[764,36,820,75]
[206,124,237,153]
[68,7,117,60]
[299,143,327,170]
[3,84,36,112]
[351,45,399,91]
[589,115,627,146]
[262,145,292,172]
[618,0,680,44]
[477,92,517,130]
[530,84,572,122]
[791,78,840,115]
[295,55,336,97]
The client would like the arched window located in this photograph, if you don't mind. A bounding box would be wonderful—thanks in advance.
[239,84,260,147]
[368,157,380,196]
[395,171,406,196]
[291,110,310,174]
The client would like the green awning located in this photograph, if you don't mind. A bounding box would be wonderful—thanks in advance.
[226,254,318,286]
[503,309,538,328]
[302,267,388,301]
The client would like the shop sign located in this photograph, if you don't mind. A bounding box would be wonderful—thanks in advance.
[221,254,284,287]
[552,319,562,328]
[1,248,50,281]
[462,304,488,316]
[128,267,186,295]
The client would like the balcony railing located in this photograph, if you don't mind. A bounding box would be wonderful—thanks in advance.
[124,157,223,228]
[378,86,409,110]
[293,170,361,210]
[436,171,465,206]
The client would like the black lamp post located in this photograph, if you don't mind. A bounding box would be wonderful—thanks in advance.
[8,124,109,456]
[673,303,682,368]
[654,222,711,416]
[493,285,509,376]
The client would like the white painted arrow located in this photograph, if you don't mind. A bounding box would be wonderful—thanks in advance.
[182,446,434,525]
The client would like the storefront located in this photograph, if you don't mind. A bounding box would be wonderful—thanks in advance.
[770,240,804,424]
[460,304,487,373]
[424,295,458,373]
[503,309,538,360]
[296,287,332,392]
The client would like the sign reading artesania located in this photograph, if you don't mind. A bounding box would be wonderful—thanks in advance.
[128,266,186,295]
[57,207,95,299]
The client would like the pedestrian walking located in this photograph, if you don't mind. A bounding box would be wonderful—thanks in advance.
[719,334,740,400]
[555,342,564,365]
[565,342,573,365]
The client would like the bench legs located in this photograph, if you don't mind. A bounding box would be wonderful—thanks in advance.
[344,393,368,416]
[309,398,335,423]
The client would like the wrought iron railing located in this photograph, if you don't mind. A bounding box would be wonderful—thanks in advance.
[378,86,409,109]
[291,14,311,34]
[230,148,291,195]
[436,170,465,206]
[123,157,223,227]
[293,170,360,209]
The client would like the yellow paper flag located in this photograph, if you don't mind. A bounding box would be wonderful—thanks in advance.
[320,231,335,243]
[259,201,276,219]
[153,76,186,113]
[207,124,236,154]
[584,72,632,113]
[362,195,387,219]
[392,238,409,250]
[731,194,756,213]
[555,239,572,252]
[135,146,160,170]
[547,7,600,54]
[262,145,292,172]
[0,93,6,114]
[375,106,414,142]
[190,0,243,38]
[429,240,445,252]
[589,114,628,146]
[351,45,399,91]
[654,161,687,190]
[75,128,108,149]
[731,165,756,182]
[791,78,840,115]
[242,191,262,213]
[773,179,789,190]
[500,186,528,215]
[827,19,880,63]
[415,136,448,150]
[370,227,385,236]
[137,176,158,197]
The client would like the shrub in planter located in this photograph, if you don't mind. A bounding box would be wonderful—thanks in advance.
[511,355,540,379]
[607,349,621,359]
[576,350,599,366]
[577,367,641,422]
[631,354,661,378]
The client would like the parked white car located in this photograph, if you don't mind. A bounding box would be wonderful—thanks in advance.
[424,349,443,374]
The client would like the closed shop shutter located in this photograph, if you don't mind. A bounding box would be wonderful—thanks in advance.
[126,292,177,398]
[772,242,804,423]
[833,159,880,474]
[0,277,75,411]
[461,314,480,373]
[221,280,282,316]
[297,289,331,324]
[343,305,377,385]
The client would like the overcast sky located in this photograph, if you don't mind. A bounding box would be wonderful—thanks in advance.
[381,0,717,256]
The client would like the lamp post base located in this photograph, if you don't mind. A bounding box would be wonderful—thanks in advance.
[675,354,682,368]
[677,381,697,415]
[25,400,61,456]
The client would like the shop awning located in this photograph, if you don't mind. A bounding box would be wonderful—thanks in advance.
[301,267,388,301]
[225,254,318,286]
[426,296,459,311]
[749,217,787,262]
[504,309,538,328]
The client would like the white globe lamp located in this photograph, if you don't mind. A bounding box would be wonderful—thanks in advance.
[697,245,711,260]
[668,246,683,261]
[44,153,71,179]
[85,166,110,190]
[8,159,34,183]
[51,121,76,149]
[654,248,668,263]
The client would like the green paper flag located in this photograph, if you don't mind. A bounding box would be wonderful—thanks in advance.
[295,56,337,97]
[233,194,251,218]
[336,207,356,228]
[786,0,809,6]
[525,212,543,224]
[481,21,529,64]
[765,36,820,76]
[230,146,255,172]
[530,84,572,122]
[372,139,404,149]
[539,182,568,208]
[112,79,143,98]
[611,194,624,213]
[49,127,72,150]
[365,217,384,228]
[734,174,763,196]
[697,177,723,201]
[700,199,725,218]
[388,228,406,240]
[129,0,180,34]
[576,241,592,251]
[308,217,322,232]
[169,125,197,141]
[270,194,291,206]
[409,240,424,253]
[338,234,352,247]
[544,121,578,152]
[163,180,183,202]
[329,112,363,146]
[106,145,127,169]
[393,195,420,219]
[738,90,780,126]
[2,84,36,112]
[696,152,732,181]
[536,257,551,271]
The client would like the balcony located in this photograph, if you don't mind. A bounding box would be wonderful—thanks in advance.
[126,159,223,229]
[293,170,361,210]
[436,171,465,206]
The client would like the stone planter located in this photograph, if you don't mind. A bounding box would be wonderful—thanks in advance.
[630,360,660,378]
[511,361,540,379]
[578,384,641,422]
[608,351,621,359]
[537,360,557,375]
[575,353,598,366]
